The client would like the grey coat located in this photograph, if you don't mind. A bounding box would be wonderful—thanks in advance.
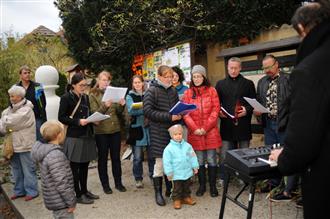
[31,141,76,210]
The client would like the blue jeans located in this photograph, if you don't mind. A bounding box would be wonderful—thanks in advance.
[11,152,38,197]
[35,118,45,141]
[195,149,217,167]
[133,146,155,181]
[219,140,250,180]
[264,118,286,145]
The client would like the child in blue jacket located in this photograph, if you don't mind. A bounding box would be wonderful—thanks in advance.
[163,124,199,209]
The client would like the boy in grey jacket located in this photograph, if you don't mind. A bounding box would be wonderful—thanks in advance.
[31,120,76,219]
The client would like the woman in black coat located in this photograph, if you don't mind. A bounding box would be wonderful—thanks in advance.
[143,65,181,206]
[58,73,98,204]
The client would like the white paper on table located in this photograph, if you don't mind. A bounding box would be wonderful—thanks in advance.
[86,112,110,123]
[101,86,128,102]
[243,97,270,113]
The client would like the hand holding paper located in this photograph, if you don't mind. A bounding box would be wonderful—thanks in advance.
[169,101,197,115]
[243,97,270,113]
[86,112,110,123]
[102,86,128,103]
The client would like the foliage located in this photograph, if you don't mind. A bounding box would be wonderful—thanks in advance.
[55,0,299,84]
[0,33,74,111]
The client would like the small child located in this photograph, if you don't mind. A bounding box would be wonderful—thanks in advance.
[163,124,199,209]
[31,120,76,219]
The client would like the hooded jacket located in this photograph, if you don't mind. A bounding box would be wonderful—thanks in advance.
[0,99,36,152]
[163,139,199,180]
[31,141,76,211]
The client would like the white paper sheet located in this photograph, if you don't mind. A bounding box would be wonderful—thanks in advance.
[86,112,110,123]
[243,97,270,113]
[101,86,128,102]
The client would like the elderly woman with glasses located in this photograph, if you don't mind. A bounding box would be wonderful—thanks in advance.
[58,73,98,204]
[0,85,39,201]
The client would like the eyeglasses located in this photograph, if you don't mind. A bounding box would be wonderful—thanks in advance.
[262,61,277,71]
[78,84,88,88]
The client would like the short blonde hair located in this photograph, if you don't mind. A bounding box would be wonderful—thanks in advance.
[40,120,64,142]
[168,124,184,137]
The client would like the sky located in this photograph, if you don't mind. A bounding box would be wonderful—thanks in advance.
[0,0,62,38]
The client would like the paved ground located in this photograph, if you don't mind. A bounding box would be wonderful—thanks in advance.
[2,159,303,219]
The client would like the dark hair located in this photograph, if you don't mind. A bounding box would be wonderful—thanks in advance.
[291,1,330,35]
[131,74,145,92]
[71,73,85,86]
[189,75,211,88]
[172,66,185,83]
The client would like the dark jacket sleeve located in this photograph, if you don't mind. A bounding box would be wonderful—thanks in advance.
[244,80,256,115]
[58,95,80,126]
[278,68,327,175]
[143,87,172,123]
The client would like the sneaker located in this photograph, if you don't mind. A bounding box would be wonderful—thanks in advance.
[270,193,292,202]
[10,194,25,200]
[24,194,39,201]
[135,180,144,188]
[85,191,99,199]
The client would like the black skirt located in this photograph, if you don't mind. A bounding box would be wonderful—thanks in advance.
[63,137,97,163]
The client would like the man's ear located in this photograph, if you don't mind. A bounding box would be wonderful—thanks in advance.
[298,24,307,38]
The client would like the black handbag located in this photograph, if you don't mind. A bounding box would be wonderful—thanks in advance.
[126,126,144,145]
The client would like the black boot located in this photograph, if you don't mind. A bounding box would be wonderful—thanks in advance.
[196,165,206,196]
[153,177,166,206]
[164,176,172,197]
[208,166,219,197]
[115,178,127,192]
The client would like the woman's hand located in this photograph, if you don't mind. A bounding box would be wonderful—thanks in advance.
[104,100,112,108]
[119,98,126,106]
[171,115,182,121]
[193,169,198,175]
[237,106,247,118]
[79,119,89,126]
[67,207,75,213]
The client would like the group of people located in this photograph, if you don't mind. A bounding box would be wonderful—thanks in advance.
[0,2,329,218]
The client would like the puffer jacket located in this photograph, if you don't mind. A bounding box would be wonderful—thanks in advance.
[31,141,76,211]
[0,99,36,152]
[143,80,179,158]
[163,139,199,180]
[126,90,149,147]
[182,86,221,151]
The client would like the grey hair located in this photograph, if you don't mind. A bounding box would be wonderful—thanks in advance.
[8,85,26,98]
[228,57,241,65]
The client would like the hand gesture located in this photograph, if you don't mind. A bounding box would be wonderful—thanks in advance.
[194,129,202,135]
[171,114,182,121]
[119,98,126,106]
[200,128,206,135]
[79,119,89,126]
[269,148,283,162]
[219,110,227,118]
[237,106,247,118]
[193,169,198,175]
[67,207,75,213]
[104,100,112,108]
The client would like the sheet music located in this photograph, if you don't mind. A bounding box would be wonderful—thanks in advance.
[257,158,278,167]
[243,97,270,113]
[102,86,128,103]
[86,112,110,123]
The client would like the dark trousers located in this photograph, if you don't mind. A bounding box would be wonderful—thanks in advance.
[70,161,89,198]
[95,132,122,187]
[172,179,192,201]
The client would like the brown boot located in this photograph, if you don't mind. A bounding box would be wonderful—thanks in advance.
[173,200,181,209]
[182,196,196,205]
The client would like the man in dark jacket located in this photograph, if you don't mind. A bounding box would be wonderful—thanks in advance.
[256,55,290,145]
[269,1,330,218]
[17,65,47,140]
[215,57,256,182]
[144,65,181,206]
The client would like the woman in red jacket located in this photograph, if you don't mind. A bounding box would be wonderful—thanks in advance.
[182,65,222,197]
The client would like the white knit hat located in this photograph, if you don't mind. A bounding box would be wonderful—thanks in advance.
[191,65,206,78]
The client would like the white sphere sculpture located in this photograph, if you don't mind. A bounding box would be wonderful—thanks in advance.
[35,65,60,120]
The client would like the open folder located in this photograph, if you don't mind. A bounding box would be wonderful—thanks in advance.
[169,101,197,115]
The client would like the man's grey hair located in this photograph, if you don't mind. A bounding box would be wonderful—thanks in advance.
[8,85,26,98]
[228,57,241,65]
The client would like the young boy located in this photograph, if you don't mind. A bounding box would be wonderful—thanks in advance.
[31,120,76,219]
[163,124,199,209]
